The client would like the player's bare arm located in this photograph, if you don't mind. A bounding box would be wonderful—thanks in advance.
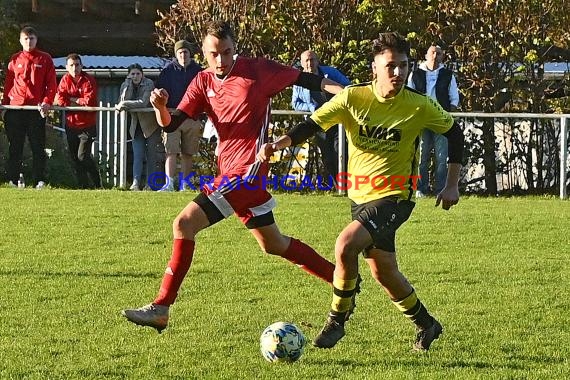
[295,72,344,96]
[436,163,461,210]
[435,121,464,210]
[150,88,189,133]
[257,118,323,162]
[256,135,292,162]
[321,77,344,95]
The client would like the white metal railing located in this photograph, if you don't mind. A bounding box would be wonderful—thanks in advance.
[452,112,569,199]
[1,103,126,187]
[561,117,568,199]
[273,110,569,199]
[1,105,568,199]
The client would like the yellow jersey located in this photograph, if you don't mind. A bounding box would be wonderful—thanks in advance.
[311,81,454,204]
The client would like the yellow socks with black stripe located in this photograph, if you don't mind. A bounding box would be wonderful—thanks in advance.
[392,289,434,329]
[329,276,358,324]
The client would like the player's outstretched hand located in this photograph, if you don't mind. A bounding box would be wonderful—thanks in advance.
[150,88,169,109]
[256,143,276,162]
[435,186,459,210]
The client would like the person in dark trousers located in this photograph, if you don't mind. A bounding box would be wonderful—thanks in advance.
[407,44,460,197]
[2,26,57,189]
[55,53,101,189]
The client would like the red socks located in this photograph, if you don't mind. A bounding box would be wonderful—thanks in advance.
[281,238,334,283]
[154,239,195,306]
[153,238,332,306]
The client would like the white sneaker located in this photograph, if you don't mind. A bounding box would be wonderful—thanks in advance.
[8,181,17,188]
[415,191,426,198]
[121,303,169,333]
[129,180,140,191]
[158,182,174,192]
[35,181,46,190]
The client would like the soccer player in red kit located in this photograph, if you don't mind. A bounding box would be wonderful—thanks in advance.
[122,20,350,332]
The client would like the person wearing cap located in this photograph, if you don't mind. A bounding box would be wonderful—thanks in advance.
[155,40,204,191]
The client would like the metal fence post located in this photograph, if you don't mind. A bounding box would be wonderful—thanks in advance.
[561,116,568,200]
[119,110,127,188]
[104,102,111,185]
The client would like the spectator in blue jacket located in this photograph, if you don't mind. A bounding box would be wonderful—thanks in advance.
[292,51,351,188]
[155,40,203,191]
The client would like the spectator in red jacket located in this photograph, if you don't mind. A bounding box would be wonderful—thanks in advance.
[55,53,101,188]
[1,26,57,189]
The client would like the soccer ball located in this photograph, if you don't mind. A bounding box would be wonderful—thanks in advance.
[260,321,306,363]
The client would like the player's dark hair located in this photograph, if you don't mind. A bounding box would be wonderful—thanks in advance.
[372,32,410,57]
[203,20,235,42]
[127,63,143,74]
[66,53,82,64]
[20,25,38,36]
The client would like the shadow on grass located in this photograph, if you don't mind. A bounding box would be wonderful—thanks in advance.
[503,354,566,365]
[442,355,565,369]
[304,358,363,367]
[441,359,525,370]
[306,355,563,372]
[0,269,159,279]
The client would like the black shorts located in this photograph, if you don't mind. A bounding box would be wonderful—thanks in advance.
[351,196,415,254]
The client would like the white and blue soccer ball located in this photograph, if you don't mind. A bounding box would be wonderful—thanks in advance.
[260,321,306,363]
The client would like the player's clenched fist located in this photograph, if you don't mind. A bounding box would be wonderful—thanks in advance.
[150,88,169,108]
[256,143,276,162]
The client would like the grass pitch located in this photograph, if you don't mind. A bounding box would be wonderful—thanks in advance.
[0,189,568,379]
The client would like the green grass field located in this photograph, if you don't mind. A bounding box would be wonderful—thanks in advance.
[0,189,568,379]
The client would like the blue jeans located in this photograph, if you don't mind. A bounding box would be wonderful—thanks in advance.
[418,129,448,194]
[132,126,162,182]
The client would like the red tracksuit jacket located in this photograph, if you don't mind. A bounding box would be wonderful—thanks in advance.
[2,48,57,106]
[55,72,98,129]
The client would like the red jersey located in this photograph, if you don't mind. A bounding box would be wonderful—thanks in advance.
[55,72,98,129]
[2,48,57,106]
[177,56,300,178]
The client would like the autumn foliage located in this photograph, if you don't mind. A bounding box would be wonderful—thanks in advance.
[154,0,570,194]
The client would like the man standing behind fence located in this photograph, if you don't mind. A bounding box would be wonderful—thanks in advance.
[155,40,203,191]
[2,26,57,189]
[55,53,101,189]
[407,44,460,197]
[292,50,351,188]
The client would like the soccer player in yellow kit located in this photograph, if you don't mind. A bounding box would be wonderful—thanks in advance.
[257,32,464,351]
